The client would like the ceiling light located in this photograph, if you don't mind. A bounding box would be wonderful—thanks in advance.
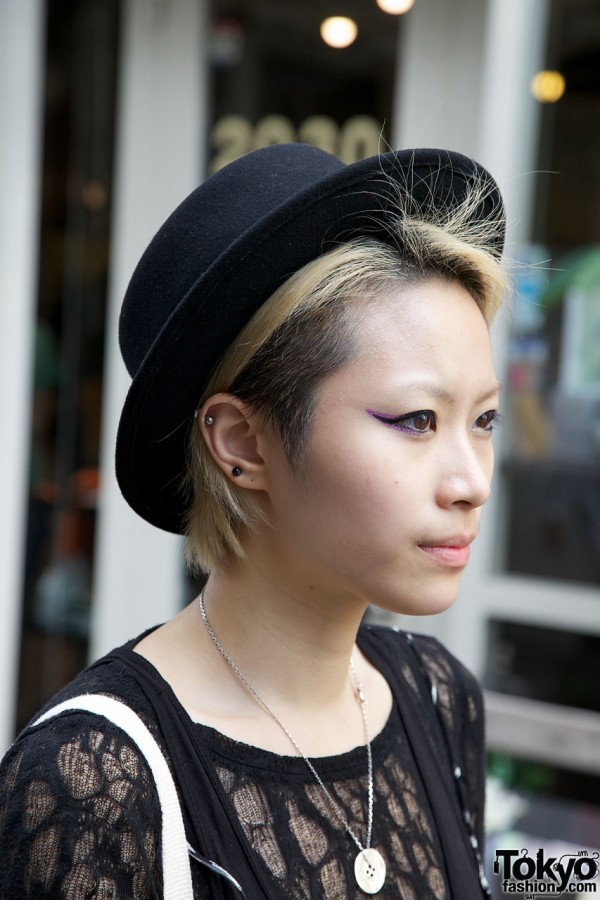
[530,70,565,103]
[320,16,358,49]
[376,0,415,13]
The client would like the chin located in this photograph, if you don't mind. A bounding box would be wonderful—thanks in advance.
[373,577,462,618]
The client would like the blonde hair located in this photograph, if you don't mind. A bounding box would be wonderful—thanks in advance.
[185,191,509,574]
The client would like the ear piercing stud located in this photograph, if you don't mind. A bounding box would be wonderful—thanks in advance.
[201,415,240,475]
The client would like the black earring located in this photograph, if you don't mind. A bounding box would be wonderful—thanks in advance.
[231,466,242,477]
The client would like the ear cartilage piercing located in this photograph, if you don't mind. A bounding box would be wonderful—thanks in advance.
[204,415,215,425]
[232,466,242,477]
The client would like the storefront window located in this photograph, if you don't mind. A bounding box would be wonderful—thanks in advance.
[208,0,400,170]
[16,0,120,730]
[502,0,600,586]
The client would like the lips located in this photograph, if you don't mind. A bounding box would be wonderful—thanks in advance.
[418,535,476,567]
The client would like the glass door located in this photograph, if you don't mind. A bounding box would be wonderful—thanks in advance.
[483,0,600,855]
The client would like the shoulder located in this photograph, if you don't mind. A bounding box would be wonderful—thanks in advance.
[0,641,164,898]
[16,630,165,744]
[409,631,483,711]
[361,622,482,706]
[360,623,485,763]
[1,636,164,824]
[361,623,487,842]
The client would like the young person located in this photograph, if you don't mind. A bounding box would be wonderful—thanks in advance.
[0,143,508,898]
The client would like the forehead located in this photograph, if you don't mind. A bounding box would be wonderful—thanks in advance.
[354,277,488,349]
[329,278,496,396]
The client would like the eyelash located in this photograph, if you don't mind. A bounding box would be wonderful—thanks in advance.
[368,409,501,435]
[475,410,502,433]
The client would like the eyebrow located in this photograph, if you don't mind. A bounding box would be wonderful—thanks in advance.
[398,381,503,405]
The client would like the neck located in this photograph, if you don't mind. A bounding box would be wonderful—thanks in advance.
[201,563,367,715]
[135,549,392,758]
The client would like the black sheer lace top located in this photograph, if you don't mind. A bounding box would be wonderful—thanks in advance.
[0,625,488,899]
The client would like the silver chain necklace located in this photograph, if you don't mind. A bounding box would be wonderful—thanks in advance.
[198,588,386,894]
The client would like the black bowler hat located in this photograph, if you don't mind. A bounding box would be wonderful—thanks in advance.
[116,143,504,533]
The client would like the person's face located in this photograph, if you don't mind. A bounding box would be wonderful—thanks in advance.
[260,278,501,616]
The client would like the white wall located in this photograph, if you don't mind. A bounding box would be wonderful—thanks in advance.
[0,1,45,752]
[90,0,209,660]
[393,0,487,160]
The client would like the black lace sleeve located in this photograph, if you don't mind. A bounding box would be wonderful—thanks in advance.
[0,712,164,899]
[408,634,487,848]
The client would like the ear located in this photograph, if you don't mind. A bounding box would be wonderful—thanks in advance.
[198,393,269,491]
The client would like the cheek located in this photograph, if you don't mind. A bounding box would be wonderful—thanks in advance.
[307,426,424,520]
[299,455,413,551]
[482,442,495,484]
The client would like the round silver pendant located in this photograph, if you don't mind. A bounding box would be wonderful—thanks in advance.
[354,848,386,894]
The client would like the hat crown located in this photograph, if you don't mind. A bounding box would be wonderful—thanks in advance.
[119,143,344,378]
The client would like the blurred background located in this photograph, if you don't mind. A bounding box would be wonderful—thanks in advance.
[1,0,599,885]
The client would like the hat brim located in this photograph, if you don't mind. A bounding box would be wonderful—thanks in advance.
[116,147,504,533]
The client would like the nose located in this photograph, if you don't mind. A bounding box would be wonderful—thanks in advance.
[435,438,493,510]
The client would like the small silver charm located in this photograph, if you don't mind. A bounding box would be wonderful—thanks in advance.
[354,848,386,894]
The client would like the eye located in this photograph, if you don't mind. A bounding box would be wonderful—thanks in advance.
[368,410,437,434]
[474,410,501,433]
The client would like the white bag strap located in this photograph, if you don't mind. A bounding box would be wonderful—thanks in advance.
[34,693,194,900]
